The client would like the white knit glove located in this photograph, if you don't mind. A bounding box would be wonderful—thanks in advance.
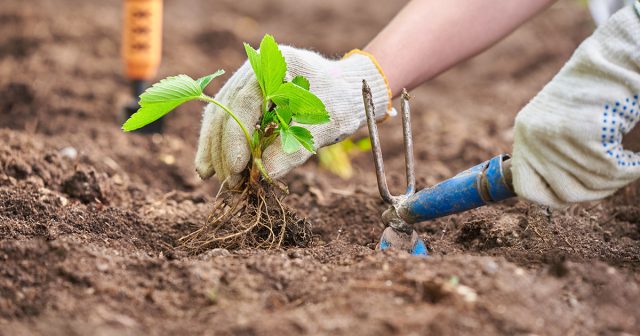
[195,47,392,186]
[512,4,640,208]
[589,0,634,26]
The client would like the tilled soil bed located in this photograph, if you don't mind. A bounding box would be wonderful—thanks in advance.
[1,0,639,335]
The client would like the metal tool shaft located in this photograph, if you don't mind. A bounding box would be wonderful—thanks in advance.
[400,90,416,197]
[362,80,415,207]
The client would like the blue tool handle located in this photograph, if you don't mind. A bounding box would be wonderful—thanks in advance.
[397,154,516,223]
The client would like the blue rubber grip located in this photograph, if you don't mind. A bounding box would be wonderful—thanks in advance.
[485,155,515,201]
[398,154,515,223]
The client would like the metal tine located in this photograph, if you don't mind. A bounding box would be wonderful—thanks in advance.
[363,80,394,204]
[401,89,416,196]
[362,80,416,206]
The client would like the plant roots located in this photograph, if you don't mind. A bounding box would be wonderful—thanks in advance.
[179,180,312,253]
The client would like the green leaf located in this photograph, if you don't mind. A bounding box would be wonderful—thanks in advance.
[196,69,225,91]
[270,83,330,125]
[122,75,203,131]
[290,126,315,153]
[293,111,330,125]
[280,127,301,154]
[279,126,315,154]
[259,34,286,96]
[244,42,264,96]
[275,105,292,125]
[291,75,310,90]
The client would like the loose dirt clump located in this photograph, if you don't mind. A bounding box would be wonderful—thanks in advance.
[62,168,110,204]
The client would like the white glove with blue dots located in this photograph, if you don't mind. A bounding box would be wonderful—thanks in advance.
[512,4,640,207]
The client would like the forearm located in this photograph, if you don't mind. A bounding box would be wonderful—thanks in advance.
[364,0,557,96]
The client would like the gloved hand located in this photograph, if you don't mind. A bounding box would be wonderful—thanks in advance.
[195,47,392,187]
[512,4,640,208]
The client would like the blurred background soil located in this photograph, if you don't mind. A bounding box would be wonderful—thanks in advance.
[0,0,639,335]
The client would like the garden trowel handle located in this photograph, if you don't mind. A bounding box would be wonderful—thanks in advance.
[122,0,162,81]
[395,154,516,224]
[121,0,163,133]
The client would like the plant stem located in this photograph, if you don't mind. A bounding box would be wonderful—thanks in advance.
[200,94,253,149]
[275,113,289,129]
[254,157,272,184]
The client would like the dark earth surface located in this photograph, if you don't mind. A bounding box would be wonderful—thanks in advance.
[1,0,639,335]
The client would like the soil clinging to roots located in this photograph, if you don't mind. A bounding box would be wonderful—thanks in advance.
[179,181,312,253]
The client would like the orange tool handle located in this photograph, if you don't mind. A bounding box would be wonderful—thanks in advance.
[122,0,163,80]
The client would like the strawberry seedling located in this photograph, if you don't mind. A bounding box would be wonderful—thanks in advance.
[123,34,326,251]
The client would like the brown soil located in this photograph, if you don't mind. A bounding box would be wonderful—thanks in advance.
[1,0,639,335]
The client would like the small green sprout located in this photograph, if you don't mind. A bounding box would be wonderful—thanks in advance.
[123,34,330,183]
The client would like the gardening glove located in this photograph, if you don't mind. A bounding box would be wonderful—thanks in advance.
[195,47,393,187]
[589,0,634,26]
[511,3,640,208]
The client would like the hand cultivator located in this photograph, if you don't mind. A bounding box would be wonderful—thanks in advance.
[362,80,516,256]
